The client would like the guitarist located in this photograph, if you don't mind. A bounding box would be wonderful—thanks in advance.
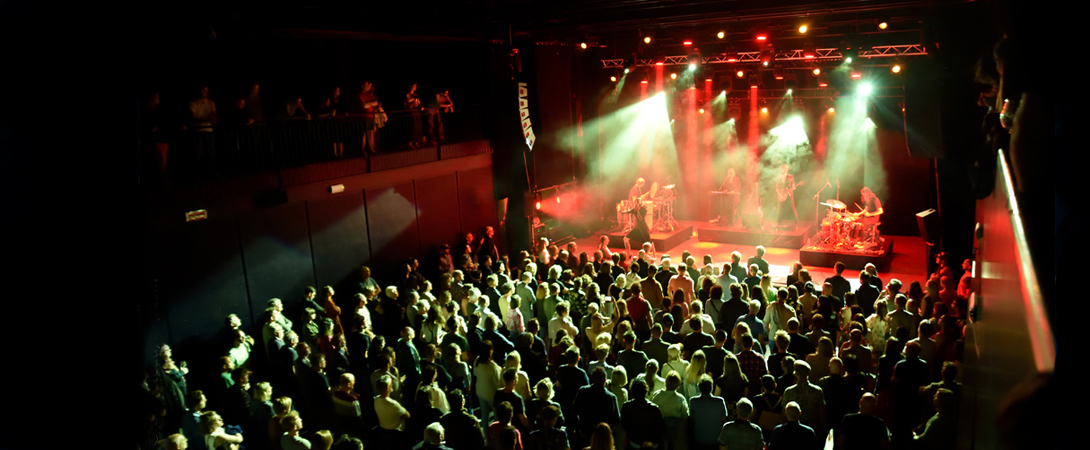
[775,164,801,228]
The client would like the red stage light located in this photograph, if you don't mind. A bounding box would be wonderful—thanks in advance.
[756,35,767,41]
[804,52,815,59]
[727,57,738,62]
[641,80,649,84]
[736,70,745,78]
[683,40,692,46]
[699,108,705,114]
[850,71,862,79]
[705,78,713,82]
[656,61,664,66]
[535,201,541,210]
[812,68,821,76]
[750,85,759,89]
[818,81,828,87]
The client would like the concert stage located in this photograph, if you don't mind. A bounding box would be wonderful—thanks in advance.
[696,221,814,249]
[799,237,895,271]
[605,225,694,253]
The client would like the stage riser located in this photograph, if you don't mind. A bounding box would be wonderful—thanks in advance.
[606,225,694,253]
[695,223,813,250]
[799,239,895,271]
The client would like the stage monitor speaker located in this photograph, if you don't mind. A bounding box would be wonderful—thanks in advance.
[916,208,940,244]
[740,212,761,230]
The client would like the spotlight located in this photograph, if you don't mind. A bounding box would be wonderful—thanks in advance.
[756,34,767,41]
[670,72,677,79]
[641,80,648,84]
[705,78,712,82]
[859,83,873,96]
[580,42,587,49]
[762,60,769,67]
[610,76,617,82]
[828,107,835,114]
[644,36,652,44]
[891,64,902,74]
[736,70,745,78]
[812,68,821,76]
[845,57,853,64]
[717,31,725,39]
[803,51,816,59]
[689,63,696,71]
[624,68,630,74]
[535,201,541,210]
[655,61,664,66]
[683,40,693,46]
[786,89,793,95]
[728,118,735,123]
[773,68,784,80]
[749,73,761,88]
[761,107,768,114]
[799,25,808,34]
[850,70,862,79]
[699,108,705,114]
[878,22,888,30]
[721,90,727,95]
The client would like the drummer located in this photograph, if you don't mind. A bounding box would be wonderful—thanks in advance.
[630,177,646,202]
[856,187,883,240]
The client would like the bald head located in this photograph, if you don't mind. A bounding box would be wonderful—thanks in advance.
[785,401,802,421]
[859,393,877,415]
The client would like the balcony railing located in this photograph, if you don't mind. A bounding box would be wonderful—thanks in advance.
[155,106,488,182]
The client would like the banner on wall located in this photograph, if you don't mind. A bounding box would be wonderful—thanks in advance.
[518,82,536,150]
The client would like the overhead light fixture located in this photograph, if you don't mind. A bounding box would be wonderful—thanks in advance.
[624,68,630,74]
[644,36,652,44]
[828,107,835,114]
[699,108,705,114]
[773,68,784,80]
[812,68,821,76]
[851,70,862,79]
[736,70,745,78]
[655,61,664,66]
[749,73,761,88]
[689,63,697,71]
[761,107,768,114]
[891,63,902,74]
[670,72,677,79]
[756,34,767,41]
[717,31,726,39]
[799,25,808,34]
[641,80,648,84]
[878,22,888,30]
[610,76,617,82]
[580,42,587,49]
[683,40,693,46]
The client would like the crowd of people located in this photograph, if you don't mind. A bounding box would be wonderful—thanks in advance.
[143,231,972,450]
[141,81,455,181]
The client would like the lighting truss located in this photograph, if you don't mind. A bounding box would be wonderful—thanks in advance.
[600,45,927,68]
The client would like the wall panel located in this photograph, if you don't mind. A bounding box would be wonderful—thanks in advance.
[414,174,462,275]
[365,182,421,281]
[238,203,316,321]
[307,192,372,294]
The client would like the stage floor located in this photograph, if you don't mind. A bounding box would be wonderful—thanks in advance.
[575,220,928,290]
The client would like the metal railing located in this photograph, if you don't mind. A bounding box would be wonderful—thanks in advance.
[159,106,488,181]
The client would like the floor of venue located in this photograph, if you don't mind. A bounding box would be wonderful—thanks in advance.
[574,219,928,291]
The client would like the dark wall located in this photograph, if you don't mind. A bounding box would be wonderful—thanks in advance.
[145,154,496,363]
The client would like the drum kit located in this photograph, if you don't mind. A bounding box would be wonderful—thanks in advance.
[814,199,880,250]
[617,182,680,233]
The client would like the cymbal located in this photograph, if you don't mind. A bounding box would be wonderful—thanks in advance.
[822,200,847,209]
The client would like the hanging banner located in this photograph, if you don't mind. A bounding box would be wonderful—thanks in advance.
[518,82,536,150]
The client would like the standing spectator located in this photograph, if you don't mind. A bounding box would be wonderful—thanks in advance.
[187,85,217,172]
[767,402,819,450]
[440,389,486,450]
[280,96,311,121]
[835,393,890,450]
[717,398,763,450]
[405,82,424,148]
[245,83,266,125]
[375,374,411,431]
[426,88,453,143]
[620,379,665,449]
[689,374,727,450]
[358,81,380,153]
[781,361,826,438]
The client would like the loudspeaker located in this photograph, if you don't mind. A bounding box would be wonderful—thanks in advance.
[916,208,940,243]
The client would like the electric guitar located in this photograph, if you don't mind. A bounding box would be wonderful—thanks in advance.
[777,180,804,203]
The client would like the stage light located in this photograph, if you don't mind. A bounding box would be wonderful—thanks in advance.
[803,51,816,59]
[761,107,768,114]
[641,80,648,84]
[812,68,821,76]
[728,118,735,123]
[717,31,725,39]
[845,57,853,64]
[859,83,873,96]
[580,42,587,49]
[644,36,652,44]
[878,22,888,30]
[828,107,835,114]
[556,196,561,203]
[699,108,705,114]
[655,61,664,66]
[850,70,862,79]
[624,68,630,74]
[683,40,692,46]
[689,63,697,71]
[721,90,727,95]
[736,70,745,78]
[799,25,808,34]
[891,64,902,74]
[786,89,793,95]
[773,68,784,80]
[818,80,828,87]
[756,35,767,41]
[670,72,677,79]
[610,76,617,82]
[535,201,541,210]
[705,78,713,82]
[762,61,769,67]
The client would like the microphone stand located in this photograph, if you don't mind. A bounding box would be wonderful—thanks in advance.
[813,179,831,227]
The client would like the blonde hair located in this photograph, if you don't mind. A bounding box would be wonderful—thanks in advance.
[685,350,707,385]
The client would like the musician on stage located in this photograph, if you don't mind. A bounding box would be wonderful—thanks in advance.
[775,164,800,227]
[856,187,884,240]
[630,177,646,201]
[717,168,742,226]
